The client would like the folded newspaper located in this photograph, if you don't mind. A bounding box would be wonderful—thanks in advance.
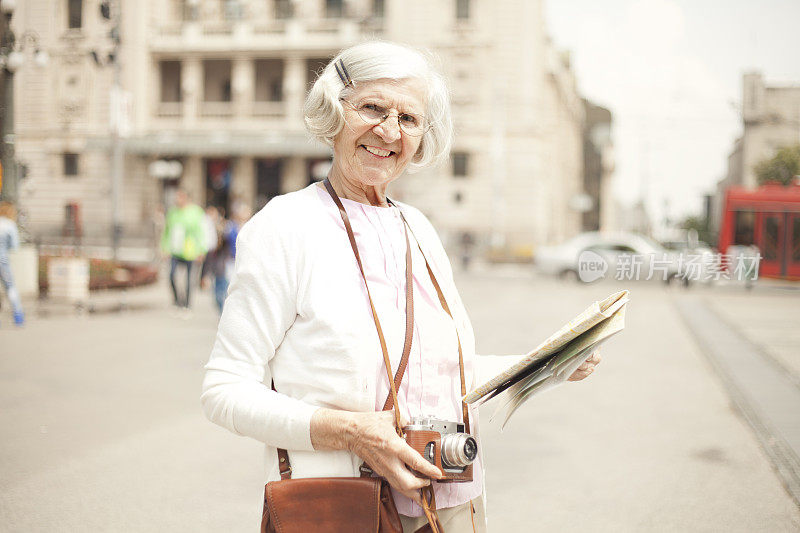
[464,290,630,429]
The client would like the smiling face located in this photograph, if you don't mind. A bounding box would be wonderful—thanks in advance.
[331,78,427,191]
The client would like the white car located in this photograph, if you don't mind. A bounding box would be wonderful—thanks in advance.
[536,232,685,284]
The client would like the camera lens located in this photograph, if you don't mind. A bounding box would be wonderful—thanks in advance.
[440,434,478,468]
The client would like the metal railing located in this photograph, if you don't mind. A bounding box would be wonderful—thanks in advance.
[306,19,340,34]
[157,23,183,37]
[253,22,287,35]
[252,101,286,118]
[199,101,234,117]
[202,22,234,36]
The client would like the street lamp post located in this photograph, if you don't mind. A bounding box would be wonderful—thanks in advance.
[0,0,47,206]
[110,22,123,259]
[93,0,124,259]
[0,2,18,205]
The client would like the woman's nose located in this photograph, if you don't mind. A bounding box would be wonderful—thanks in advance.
[373,115,401,143]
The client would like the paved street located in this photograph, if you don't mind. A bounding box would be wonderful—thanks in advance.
[1,267,799,532]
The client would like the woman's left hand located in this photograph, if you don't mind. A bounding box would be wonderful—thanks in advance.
[568,350,601,381]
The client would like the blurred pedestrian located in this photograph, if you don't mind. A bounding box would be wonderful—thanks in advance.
[224,200,251,258]
[0,202,25,327]
[460,230,475,270]
[204,205,221,254]
[201,202,251,314]
[201,212,232,314]
[160,188,207,314]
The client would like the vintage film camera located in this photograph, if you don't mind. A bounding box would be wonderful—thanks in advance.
[404,416,477,482]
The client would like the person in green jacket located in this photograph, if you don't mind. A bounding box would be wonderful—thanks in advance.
[161,189,207,311]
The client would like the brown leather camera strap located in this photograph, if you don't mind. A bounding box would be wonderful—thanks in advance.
[322,177,471,440]
[275,179,414,482]
[323,178,468,428]
[323,178,411,428]
[381,208,415,413]
[323,179,449,533]
[397,212,471,435]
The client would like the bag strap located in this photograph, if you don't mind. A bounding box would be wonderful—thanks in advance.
[273,382,294,480]
[274,179,414,481]
[381,221,414,412]
[276,435,292,480]
[397,212,470,435]
[322,178,408,430]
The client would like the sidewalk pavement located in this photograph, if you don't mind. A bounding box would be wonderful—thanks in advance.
[674,284,800,506]
[701,288,800,381]
[1,268,799,531]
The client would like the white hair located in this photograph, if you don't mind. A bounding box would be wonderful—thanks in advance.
[304,40,453,173]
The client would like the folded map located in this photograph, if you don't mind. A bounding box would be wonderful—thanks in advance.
[464,290,630,428]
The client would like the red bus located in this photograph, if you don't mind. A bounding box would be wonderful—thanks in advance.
[718,183,800,280]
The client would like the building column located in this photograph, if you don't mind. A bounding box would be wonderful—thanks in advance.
[284,55,305,126]
[182,155,204,206]
[232,57,254,120]
[232,156,256,207]
[282,156,306,193]
[182,57,201,128]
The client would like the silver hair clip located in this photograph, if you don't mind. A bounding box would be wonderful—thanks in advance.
[334,58,355,89]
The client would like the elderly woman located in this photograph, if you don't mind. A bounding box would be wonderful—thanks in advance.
[201,41,600,532]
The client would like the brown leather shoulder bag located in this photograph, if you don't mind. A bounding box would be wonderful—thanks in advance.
[262,475,401,532]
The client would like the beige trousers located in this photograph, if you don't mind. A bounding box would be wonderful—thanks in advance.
[399,498,487,533]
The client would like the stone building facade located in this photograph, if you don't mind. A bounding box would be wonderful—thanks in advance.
[737,72,800,188]
[581,99,614,232]
[12,0,588,255]
[711,71,800,234]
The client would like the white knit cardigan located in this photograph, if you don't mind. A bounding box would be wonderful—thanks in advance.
[201,184,518,483]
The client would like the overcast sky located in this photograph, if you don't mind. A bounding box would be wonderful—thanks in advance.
[544,0,800,231]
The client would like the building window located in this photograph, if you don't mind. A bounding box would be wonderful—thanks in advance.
[454,191,463,204]
[456,0,470,20]
[63,153,79,177]
[63,202,82,238]
[160,61,182,103]
[762,215,779,261]
[326,0,344,18]
[182,0,200,21]
[792,216,800,262]
[68,0,82,29]
[223,0,243,20]
[205,158,232,213]
[373,0,385,18]
[255,59,284,102]
[733,210,755,246]
[452,152,469,177]
[274,0,293,19]
[255,158,283,210]
[203,60,233,102]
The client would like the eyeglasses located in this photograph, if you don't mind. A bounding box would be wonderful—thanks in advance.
[340,98,430,137]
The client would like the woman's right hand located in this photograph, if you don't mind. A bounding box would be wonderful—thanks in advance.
[310,409,443,503]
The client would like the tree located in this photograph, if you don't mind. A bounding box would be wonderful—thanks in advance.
[755,145,800,186]
[680,215,713,246]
